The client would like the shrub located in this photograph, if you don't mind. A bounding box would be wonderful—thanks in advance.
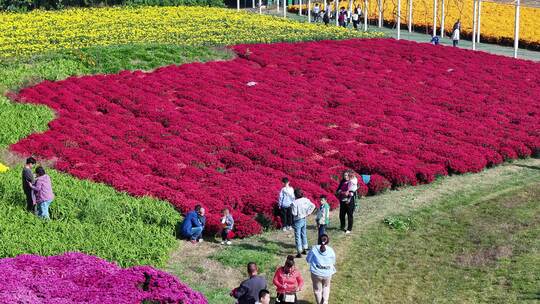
[0,252,207,303]
[0,0,224,12]
[383,216,416,232]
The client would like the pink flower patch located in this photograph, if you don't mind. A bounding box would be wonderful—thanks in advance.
[0,253,207,303]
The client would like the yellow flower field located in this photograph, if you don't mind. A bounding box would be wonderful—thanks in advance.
[290,0,540,49]
[0,6,384,58]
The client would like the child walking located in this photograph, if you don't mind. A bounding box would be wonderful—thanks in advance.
[316,195,330,245]
[221,208,235,245]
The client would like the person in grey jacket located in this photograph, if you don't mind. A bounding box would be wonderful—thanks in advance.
[292,188,316,258]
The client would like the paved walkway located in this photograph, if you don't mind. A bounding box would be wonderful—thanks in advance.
[256,8,540,61]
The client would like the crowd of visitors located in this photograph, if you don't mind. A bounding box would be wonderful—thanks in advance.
[224,169,359,304]
[18,156,350,303]
[307,3,462,48]
[229,234,336,304]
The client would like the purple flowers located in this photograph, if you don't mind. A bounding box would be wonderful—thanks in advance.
[0,253,207,304]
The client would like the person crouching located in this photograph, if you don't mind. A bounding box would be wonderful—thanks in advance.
[181,205,206,244]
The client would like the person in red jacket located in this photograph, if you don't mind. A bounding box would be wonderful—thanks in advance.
[273,255,304,304]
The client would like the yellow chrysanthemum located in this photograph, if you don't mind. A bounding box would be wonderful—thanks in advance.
[0,6,385,59]
[0,163,9,173]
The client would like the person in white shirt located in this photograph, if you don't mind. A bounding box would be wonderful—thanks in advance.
[452,26,460,47]
[351,8,360,30]
[292,188,316,258]
[348,171,358,193]
[313,3,320,22]
[278,177,295,231]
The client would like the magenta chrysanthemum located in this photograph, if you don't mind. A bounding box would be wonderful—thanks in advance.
[11,39,540,236]
[0,252,207,303]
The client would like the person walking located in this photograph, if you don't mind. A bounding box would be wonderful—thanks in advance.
[452,24,460,47]
[292,188,316,258]
[278,177,295,231]
[315,195,330,244]
[306,234,336,304]
[351,8,360,30]
[322,10,330,26]
[313,3,320,22]
[181,205,206,243]
[336,170,356,234]
[22,157,36,212]
[338,7,347,28]
[220,208,235,245]
[231,262,268,304]
[28,166,54,219]
[273,255,304,304]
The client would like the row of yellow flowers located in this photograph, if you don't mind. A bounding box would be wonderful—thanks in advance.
[289,0,540,49]
[0,6,385,58]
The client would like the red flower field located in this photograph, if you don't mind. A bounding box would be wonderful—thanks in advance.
[11,39,540,236]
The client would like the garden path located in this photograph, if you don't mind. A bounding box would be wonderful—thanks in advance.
[258,9,540,61]
[166,157,540,303]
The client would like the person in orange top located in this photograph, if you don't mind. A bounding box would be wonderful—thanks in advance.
[273,255,304,304]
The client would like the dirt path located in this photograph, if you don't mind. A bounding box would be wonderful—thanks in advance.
[166,158,540,304]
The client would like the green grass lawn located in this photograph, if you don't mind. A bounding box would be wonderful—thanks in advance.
[0,44,232,267]
[332,171,540,303]
[0,166,180,267]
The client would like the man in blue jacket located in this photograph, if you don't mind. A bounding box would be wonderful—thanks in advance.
[181,205,206,243]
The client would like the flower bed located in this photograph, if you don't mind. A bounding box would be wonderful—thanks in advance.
[11,39,540,236]
[0,6,383,58]
[0,252,207,303]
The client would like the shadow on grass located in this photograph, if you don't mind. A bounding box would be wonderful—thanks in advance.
[513,164,540,171]
[518,292,540,300]
[235,242,280,254]
[258,238,296,251]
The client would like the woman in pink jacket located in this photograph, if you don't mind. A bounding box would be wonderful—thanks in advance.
[29,166,55,219]
[273,255,304,304]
